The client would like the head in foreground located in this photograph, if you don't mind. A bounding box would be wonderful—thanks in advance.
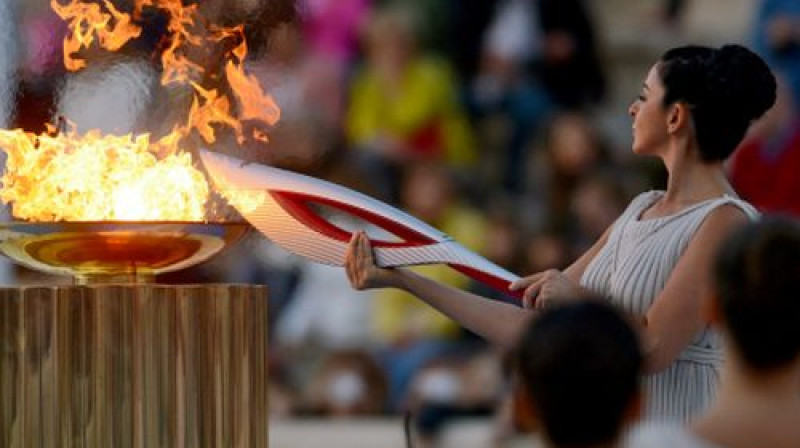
[514,301,642,447]
[713,217,800,371]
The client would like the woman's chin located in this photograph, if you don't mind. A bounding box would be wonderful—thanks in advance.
[631,143,652,156]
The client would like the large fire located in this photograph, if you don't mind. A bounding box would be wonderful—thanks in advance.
[0,126,208,221]
[0,0,280,221]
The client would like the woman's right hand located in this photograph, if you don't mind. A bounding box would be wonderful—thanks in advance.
[345,231,404,290]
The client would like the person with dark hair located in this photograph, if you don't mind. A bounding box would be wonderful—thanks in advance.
[630,217,800,447]
[514,301,643,448]
[534,0,606,110]
[345,44,777,422]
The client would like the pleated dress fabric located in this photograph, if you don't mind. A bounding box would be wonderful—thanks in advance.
[580,191,759,422]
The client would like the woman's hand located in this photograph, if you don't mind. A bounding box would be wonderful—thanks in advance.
[345,231,404,290]
[509,269,587,309]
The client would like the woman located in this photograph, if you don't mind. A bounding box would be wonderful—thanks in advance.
[345,44,777,421]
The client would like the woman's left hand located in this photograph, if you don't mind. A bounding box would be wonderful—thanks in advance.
[509,269,586,309]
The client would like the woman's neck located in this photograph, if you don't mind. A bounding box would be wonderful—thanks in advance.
[661,146,732,206]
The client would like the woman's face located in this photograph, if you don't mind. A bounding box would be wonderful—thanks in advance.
[628,64,670,156]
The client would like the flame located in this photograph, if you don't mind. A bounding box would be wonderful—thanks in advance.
[51,0,281,142]
[156,0,205,85]
[51,0,142,71]
[0,128,208,221]
[0,0,282,221]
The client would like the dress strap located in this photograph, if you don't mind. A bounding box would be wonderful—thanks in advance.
[715,196,760,221]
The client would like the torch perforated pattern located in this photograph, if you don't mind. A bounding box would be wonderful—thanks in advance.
[243,192,518,284]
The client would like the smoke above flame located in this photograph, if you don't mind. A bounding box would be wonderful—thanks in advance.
[0,0,280,221]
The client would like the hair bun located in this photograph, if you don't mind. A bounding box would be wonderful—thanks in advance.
[709,45,777,123]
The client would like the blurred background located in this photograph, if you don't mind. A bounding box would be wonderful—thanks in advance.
[1,0,798,446]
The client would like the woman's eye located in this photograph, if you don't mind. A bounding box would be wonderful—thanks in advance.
[637,94,646,102]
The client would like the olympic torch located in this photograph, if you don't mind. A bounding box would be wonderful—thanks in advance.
[199,150,522,300]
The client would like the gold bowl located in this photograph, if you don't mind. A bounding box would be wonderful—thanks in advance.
[0,221,249,283]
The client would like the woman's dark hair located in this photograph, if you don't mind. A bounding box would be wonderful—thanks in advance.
[514,301,642,446]
[658,44,777,162]
[714,217,800,370]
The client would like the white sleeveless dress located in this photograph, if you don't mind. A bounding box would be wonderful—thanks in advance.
[580,191,759,422]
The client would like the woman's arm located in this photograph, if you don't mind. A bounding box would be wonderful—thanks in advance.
[637,204,749,373]
[346,232,533,348]
[346,219,613,345]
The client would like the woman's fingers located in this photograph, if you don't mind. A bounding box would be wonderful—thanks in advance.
[534,286,549,310]
[346,231,389,290]
[509,272,545,292]
[523,280,544,309]
[357,232,376,267]
[345,233,358,286]
[346,231,369,289]
[513,271,560,308]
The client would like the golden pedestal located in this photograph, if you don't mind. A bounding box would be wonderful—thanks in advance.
[0,284,268,447]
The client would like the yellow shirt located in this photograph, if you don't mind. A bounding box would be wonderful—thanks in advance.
[346,57,476,166]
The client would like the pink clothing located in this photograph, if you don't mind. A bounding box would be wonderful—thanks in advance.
[302,0,370,65]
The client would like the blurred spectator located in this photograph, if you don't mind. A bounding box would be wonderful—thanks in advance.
[567,172,630,254]
[467,0,551,194]
[407,349,504,447]
[629,217,800,447]
[469,0,606,194]
[300,0,370,68]
[301,349,388,416]
[534,0,606,110]
[526,111,614,231]
[224,235,303,333]
[522,228,572,275]
[753,0,800,111]
[277,0,371,131]
[513,301,643,448]
[345,4,477,202]
[445,0,503,83]
[371,162,487,411]
[269,351,301,417]
[660,0,690,30]
[274,250,375,351]
[376,0,454,58]
[729,76,800,217]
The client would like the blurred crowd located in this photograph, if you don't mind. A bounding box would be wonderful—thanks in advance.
[1,0,799,445]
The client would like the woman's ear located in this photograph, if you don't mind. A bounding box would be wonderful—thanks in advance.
[667,102,691,134]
